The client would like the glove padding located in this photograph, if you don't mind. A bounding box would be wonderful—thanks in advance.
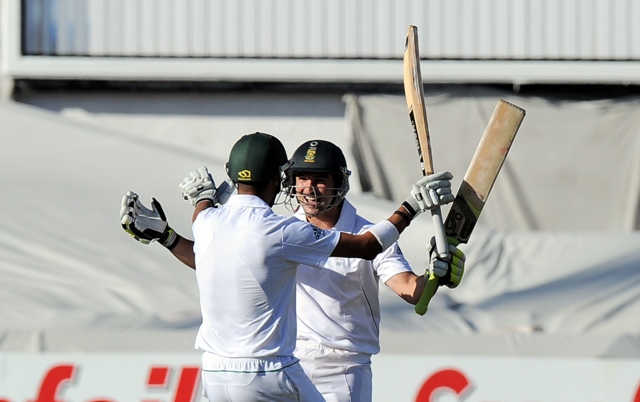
[120,191,178,249]
[179,166,217,206]
[403,171,454,218]
[179,166,234,206]
[427,236,466,288]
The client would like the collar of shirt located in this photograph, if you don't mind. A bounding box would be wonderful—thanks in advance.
[294,199,357,232]
[225,194,271,209]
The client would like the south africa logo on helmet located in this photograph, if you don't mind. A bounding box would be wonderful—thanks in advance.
[292,140,347,174]
[227,132,287,184]
[304,141,318,163]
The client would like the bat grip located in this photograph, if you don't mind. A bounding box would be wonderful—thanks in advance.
[415,271,439,316]
[414,207,448,316]
[431,207,449,259]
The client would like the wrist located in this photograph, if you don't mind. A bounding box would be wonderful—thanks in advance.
[393,209,412,225]
[402,200,419,218]
[193,193,216,207]
[160,227,179,250]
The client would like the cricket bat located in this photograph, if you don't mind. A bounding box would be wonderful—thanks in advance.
[414,99,526,315]
[403,25,450,262]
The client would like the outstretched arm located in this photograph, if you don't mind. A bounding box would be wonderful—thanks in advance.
[168,236,196,269]
[120,165,234,270]
[332,171,454,260]
[179,166,234,223]
[120,191,196,269]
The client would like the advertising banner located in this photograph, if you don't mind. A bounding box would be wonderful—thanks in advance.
[1,353,639,402]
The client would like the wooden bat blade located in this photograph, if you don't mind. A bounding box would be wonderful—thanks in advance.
[403,24,446,255]
[445,99,526,245]
[404,25,449,316]
[416,99,525,316]
[403,25,434,175]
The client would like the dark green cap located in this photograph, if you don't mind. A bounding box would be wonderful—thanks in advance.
[227,132,288,184]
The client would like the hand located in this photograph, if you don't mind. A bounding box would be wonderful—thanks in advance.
[427,236,465,288]
[178,166,234,207]
[403,171,454,218]
[179,166,217,206]
[120,191,178,249]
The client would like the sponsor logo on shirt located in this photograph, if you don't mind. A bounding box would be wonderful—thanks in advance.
[311,226,325,239]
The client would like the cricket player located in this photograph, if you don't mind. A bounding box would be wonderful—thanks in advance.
[281,140,465,402]
[121,132,456,402]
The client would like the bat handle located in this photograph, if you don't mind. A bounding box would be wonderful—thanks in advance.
[415,270,439,316]
[414,207,448,316]
[431,207,449,259]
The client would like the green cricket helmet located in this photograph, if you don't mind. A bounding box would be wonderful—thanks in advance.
[283,139,351,214]
[226,132,288,184]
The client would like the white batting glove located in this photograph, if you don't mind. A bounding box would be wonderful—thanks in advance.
[427,236,466,288]
[120,191,178,249]
[403,171,454,218]
[179,166,233,206]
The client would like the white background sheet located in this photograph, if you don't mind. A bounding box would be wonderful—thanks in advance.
[346,88,640,231]
[2,91,640,357]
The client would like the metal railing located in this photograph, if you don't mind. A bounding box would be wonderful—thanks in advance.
[20,0,640,60]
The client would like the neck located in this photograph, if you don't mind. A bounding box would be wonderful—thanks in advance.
[306,201,343,229]
[237,180,278,206]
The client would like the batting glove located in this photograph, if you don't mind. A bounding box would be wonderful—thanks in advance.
[179,166,234,206]
[403,171,454,218]
[120,191,178,249]
[427,236,466,288]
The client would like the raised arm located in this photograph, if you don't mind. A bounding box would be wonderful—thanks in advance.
[119,167,233,270]
[385,237,466,305]
[179,166,234,223]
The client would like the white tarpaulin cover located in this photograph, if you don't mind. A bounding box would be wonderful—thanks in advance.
[344,87,640,231]
[2,91,640,358]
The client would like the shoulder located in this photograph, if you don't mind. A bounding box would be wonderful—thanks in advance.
[337,199,374,234]
[283,217,335,240]
[352,213,375,235]
[193,206,219,225]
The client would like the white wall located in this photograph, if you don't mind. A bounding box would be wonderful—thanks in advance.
[4,0,640,86]
[22,0,640,60]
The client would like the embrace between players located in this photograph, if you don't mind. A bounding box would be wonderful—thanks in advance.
[120,132,465,402]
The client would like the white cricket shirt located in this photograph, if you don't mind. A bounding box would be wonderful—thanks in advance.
[192,194,340,361]
[295,199,413,355]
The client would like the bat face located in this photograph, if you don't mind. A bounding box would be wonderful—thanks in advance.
[445,181,483,245]
[403,25,434,176]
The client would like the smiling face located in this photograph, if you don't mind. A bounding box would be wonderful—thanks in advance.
[294,171,339,217]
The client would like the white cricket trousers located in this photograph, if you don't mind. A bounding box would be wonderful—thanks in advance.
[200,352,325,402]
[295,340,373,402]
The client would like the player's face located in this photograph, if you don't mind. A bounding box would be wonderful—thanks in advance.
[294,172,338,216]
